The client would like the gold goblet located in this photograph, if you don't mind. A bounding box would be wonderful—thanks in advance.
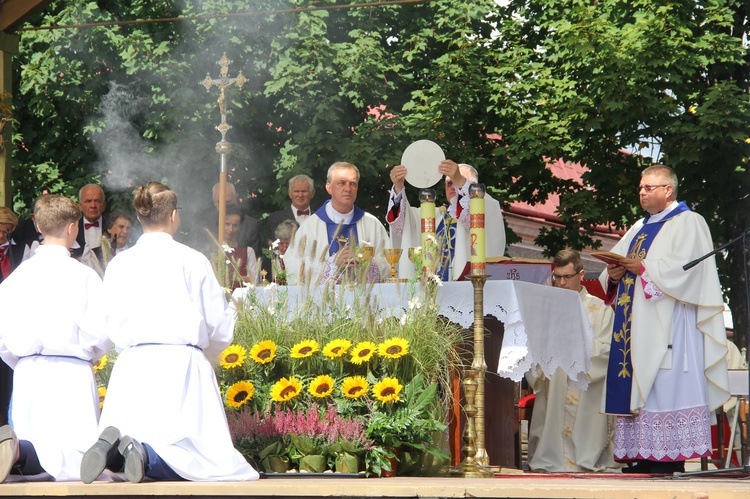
[383,248,403,281]
[357,245,374,263]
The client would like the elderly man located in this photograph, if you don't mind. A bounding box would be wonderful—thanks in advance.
[264,174,315,245]
[71,184,107,267]
[526,249,616,472]
[386,160,505,280]
[599,164,729,474]
[284,162,390,285]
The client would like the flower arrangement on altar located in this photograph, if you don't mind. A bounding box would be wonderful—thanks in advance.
[218,270,467,476]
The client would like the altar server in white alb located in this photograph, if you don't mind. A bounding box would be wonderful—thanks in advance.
[599,164,729,474]
[386,159,506,280]
[284,162,390,285]
[0,194,111,482]
[526,249,616,472]
[80,182,258,483]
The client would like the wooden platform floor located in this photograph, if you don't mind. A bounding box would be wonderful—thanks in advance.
[1,474,750,499]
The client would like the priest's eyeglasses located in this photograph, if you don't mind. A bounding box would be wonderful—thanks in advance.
[552,271,582,282]
[638,184,668,193]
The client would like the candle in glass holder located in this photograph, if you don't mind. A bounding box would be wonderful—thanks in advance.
[469,183,486,275]
[419,188,436,249]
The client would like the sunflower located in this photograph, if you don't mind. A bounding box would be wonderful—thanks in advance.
[93,355,108,372]
[225,381,255,409]
[341,376,369,399]
[349,341,376,365]
[373,377,403,403]
[322,339,352,360]
[377,337,409,359]
[97,386,107,409]
[308,374,335,398]
[290,339,320,359]
[249,340,277,364]
[270,377,303,402]
[219,344,247,369]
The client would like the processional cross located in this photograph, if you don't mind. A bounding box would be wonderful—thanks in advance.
[200,53,246,244]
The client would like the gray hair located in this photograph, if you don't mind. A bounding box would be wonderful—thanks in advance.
[642,164,678,198]
[274,219,299,240]
[326,162,360,183]
[78,183,105,201]
[288,174,315,193]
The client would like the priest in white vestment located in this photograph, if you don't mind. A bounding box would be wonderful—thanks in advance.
[284,162,390,285]
[599,165,729,474]
[80,182,258,483]
[527,249,616,472]
[386,160,505,280]
[0,195,111,482]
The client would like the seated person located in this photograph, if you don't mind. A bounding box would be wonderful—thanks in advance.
[222,203,258,286]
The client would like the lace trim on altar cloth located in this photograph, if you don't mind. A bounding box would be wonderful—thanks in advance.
[614,405,712,461]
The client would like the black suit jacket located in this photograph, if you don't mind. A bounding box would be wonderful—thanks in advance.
[71,216,107,262]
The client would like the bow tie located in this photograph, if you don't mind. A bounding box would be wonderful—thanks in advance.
[297,209,310,216]
[84,220,100,229]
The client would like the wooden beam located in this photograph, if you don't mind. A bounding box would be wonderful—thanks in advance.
[0,0,54,33]
[0,31,18,207]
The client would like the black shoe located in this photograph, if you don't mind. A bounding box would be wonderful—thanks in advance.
[81,426,120,484]
[118,436,147,483]
[0,425,19,484]
[649,461,685,474]
[621,460,651,474]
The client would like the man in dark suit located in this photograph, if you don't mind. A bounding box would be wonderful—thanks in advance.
[263,174,316,248]
[70,184,107,268]
[0,207,28,426]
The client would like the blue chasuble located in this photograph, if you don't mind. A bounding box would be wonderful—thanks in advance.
[604,202,690,415]
[314,201,366,256]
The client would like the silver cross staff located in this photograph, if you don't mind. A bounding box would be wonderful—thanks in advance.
[200,53,246,245]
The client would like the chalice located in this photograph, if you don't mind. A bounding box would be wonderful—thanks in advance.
[383,248,403,282]
[357,245,375,263]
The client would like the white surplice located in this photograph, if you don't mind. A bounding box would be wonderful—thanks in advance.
[599,202,729,461]
[284,201,390,285]
[527,288,616,472]
[387,181,506,280]
[0,245,111,481]
[100,232,258,481]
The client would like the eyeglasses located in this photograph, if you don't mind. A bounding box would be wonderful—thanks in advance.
[552,271,581,282]
[638,184,669,193]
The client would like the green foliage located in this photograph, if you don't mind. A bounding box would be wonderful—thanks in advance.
[9,0,750,342]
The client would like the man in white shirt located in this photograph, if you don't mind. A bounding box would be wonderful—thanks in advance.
[599,164,729,474]
[527,249,616,472]
[386,160,505,280]
[265,174,316,243]
[284,162,389,285]
[71,184,107,267]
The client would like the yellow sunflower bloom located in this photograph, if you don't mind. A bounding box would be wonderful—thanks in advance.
[219,344,247,369]
[308,374,335,398]
[322,339,352,359]
[97,386,107,409]
[290,339,320,359]
[377,337,409,359]
[373,377,403,403]
[349,341,376,365]
[250,340,277,364]
[270,377,303,402]
[341,376,369,399]
[225,381,255,409]
[93,355,108,372]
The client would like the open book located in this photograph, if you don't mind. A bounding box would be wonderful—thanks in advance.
[589,251,625,266]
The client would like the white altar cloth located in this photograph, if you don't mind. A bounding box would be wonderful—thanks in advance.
[233,280,594,388]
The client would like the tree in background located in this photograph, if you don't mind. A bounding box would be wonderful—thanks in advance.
[9,0,749,347]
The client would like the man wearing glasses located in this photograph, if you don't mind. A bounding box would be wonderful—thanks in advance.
[526,249,616,472]
[600,164,729,474]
